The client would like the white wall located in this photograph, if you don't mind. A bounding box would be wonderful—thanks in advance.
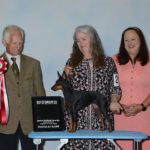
[0,0,150,149]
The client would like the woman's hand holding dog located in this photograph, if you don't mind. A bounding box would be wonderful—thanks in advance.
[110,94,123,114]
[110,101,123,114]
[64,65,74,76]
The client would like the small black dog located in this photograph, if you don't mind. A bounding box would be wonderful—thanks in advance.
[51,71,112,132]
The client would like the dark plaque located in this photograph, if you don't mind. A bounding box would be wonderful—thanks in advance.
[32,96,64,131]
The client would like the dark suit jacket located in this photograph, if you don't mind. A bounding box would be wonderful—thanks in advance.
[0,53,46,135]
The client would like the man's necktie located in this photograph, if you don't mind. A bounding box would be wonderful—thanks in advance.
[11,57,19,80]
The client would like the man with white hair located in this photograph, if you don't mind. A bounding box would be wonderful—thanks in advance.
[0,25,45,150]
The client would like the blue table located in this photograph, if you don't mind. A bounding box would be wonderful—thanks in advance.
[28,130,148,150]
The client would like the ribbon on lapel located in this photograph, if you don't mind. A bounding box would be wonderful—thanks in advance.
[0,56,9,125]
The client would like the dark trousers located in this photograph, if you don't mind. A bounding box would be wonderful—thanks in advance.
[0,123,36,150]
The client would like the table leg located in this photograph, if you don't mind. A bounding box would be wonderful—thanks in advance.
[57,139,68,150]
[33,139,42,150]
[133,140,141,150]
[108,139,122,150]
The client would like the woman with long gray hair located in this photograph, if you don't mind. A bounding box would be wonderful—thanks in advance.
[62,25,122,150]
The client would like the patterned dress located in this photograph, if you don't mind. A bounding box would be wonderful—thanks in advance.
[61,56,121,150]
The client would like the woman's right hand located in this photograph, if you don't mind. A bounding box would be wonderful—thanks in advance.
[64,65,74,76]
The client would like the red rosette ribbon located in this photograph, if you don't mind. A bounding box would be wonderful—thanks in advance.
[0,56,9,125]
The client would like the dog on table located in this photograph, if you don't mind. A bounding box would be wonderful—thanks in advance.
[51,71,112,133]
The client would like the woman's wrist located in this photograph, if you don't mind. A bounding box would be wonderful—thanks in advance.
[140,103,147,111]
[111,94,120,103]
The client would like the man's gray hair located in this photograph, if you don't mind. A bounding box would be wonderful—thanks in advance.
[3,25,25,43]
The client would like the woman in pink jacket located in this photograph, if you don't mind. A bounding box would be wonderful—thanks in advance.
[112,27,150,150]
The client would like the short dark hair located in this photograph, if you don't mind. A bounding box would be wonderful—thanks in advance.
[117,27,149,66]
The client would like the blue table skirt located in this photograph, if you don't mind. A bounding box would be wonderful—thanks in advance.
[28,130,148,140]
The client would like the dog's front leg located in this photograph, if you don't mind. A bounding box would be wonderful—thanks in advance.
[68,113,77,133]
[72,113,77,132]
[68,114,73,132]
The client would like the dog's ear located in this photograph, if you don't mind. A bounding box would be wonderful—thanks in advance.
[57,71,61,78]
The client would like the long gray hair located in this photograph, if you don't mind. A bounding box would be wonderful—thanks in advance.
[70,25,105,67]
